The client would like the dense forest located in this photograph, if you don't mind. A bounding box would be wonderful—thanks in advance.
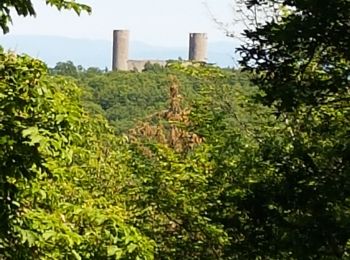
[0,0,349,259]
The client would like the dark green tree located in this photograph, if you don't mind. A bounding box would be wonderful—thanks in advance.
[239,0,350,111]
[229,0,350,258]
[51,61,79,77]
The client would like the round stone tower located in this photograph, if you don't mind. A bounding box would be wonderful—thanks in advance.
[188,33,208,62]
[112,30,129,71]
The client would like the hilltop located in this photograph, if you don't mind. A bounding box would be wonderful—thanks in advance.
[0,34,240,68]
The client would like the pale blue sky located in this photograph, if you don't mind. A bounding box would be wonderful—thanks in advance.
[8,0,236,47]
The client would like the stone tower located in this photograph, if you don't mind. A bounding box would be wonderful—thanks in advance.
[188,33,208,62]
[112,30,129,71]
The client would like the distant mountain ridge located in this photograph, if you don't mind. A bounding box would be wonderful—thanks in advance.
[0,35,240,69]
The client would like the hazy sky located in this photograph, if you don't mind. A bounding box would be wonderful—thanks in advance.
[8,0,235,47]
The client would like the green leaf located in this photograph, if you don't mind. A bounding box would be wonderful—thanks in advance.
[107,245,119,256]
[42,230,56,241]
[72,250,81,260]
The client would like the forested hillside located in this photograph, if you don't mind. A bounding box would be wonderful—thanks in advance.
[0,0,349,259]
[50,61,252,133]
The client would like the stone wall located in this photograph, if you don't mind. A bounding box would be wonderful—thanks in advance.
[127,60,167,72]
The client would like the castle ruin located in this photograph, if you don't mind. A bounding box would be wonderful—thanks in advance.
[112,30,208,71]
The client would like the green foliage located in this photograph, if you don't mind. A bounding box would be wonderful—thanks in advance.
[143,62,165,73]
[3,5,349,255]
[211,99,350,259]
[52,62,248,135]
[159,60,350,258]
[10,0,350,258]
[100,63,274,259]
[0,51,154,259]
[124,143,229,259]
[0,0,91,33]
[239,0,350,111]
[0,51,78,250]
[50,61,79,78]
[234,0,350,258]
[66,65,206,133]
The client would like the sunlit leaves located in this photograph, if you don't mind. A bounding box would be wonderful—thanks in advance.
[0,50,156,259]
